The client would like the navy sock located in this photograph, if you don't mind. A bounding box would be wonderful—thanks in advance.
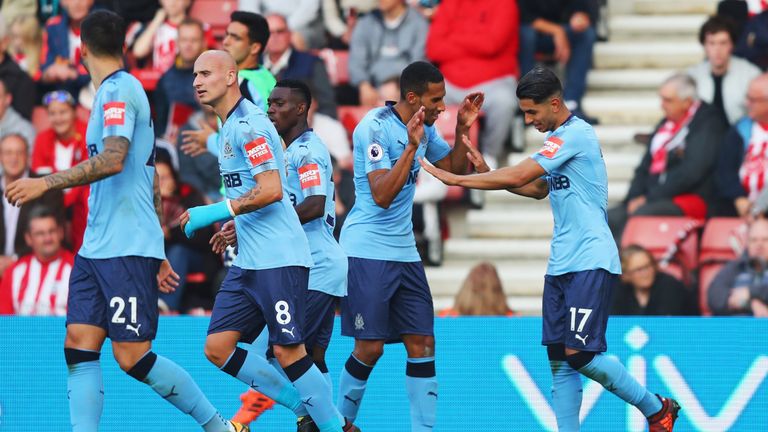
[65,348,103,432]
[284,355,343,432]
[405,357,438,432]
[337,354,373,422]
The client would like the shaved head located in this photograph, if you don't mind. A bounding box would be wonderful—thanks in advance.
[747,73,768,123]
[193,50,241,113]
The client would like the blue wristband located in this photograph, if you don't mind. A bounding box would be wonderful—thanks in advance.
[184,200,234,238]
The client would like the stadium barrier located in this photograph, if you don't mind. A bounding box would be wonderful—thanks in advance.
[1,317,766,431]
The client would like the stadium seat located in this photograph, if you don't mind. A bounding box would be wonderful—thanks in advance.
[316,49,349,86]
[131,68,163,92]
[698,217,746,315]
[621,216,703,284]
[189,0,236,40]
[336,105,368,139]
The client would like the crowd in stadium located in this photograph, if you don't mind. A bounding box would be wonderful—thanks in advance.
[0,0,767,319]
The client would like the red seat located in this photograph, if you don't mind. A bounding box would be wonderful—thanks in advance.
[698,217,746,315]
[336,105,369,138]
[131,68,163,91]
[621,216,703,284]
[316,49,349,86]
[189,0,236,39]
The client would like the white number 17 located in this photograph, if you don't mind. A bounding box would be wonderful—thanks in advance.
[569,307,592,333]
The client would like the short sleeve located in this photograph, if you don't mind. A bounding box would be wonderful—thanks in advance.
[101,86,137,141]
[240,125,279,177]
[296,145,329,198]
[425,126,451,164]
[530,133,579,174]
[359,120,391,174]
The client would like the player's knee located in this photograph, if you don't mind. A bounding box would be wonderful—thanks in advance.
[353,342,384,365]
[204,340,231,367]
[272,344,306,367]
[565,350,596,371]
[404,335,435,358]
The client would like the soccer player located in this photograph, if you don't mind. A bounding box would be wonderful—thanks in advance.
[419,67,680,432]
[181,50,346,432]
[4,11,247,432]
[337,61,483,431]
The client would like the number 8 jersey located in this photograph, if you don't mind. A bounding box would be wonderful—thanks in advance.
[217,97,312,270]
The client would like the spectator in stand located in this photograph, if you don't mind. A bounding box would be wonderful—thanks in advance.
[239,0,325,50]
[518,0,598,124]
[608,74,726,243]
[322,0,377,48]
[0,207,73,316]
[735,8,768,70]
[0,19,37,120]
[40,0,93,98]
[8,14,43,81]
[0,78,36,146]
[177,107,223,200]
[715,73,768,218]
[0,134,63,275]
[155,151,219,313]
[709,217,768,316]
[611,245,688,316]
[154,18,206,139]
[264,14,338,119]
[687,16,761,127]
[427,0,519,169]
[349,0,428,107]
[439,262,514,316]
[31,90,88,252]
[127,0,214,74]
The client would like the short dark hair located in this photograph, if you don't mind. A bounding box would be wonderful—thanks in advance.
[179,17,206,36]
[26,206,59,232]
[230,11,270,56]
[699,15,737,45]
[80,10,126,58]
[516,67,563,104]
[399,61,444,99]
[274,79,312,107]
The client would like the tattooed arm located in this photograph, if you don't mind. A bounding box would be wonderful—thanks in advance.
[153,169,163,222]
[229,169,283,215]
[5,136,130,206]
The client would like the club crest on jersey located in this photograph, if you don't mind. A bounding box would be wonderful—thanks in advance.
[103,102,126,126]
[223,140,235,159]
[299,163,321,189]
[539,136,564,158]
[368,143,383,162]
[244,136,273,166]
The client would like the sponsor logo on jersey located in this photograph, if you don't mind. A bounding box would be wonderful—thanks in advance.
[367,143,384,162]
[539,136,564,158]
[103,102,126,126]
[298,163,321,189]
[244,136,273,166]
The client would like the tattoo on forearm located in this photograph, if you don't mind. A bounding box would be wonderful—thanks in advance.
[153,171,163,222]
[44,136,130,190]
[232,186,262,214]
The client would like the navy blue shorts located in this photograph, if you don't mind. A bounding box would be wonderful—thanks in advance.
[67,255,161,342]
[541,269,617,352]
[208,266,309,346]
[304,290,338,351]
[341,257,433,340]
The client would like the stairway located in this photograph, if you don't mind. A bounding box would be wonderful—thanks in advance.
[427,0,717,315]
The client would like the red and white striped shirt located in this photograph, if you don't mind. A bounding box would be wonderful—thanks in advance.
[0,250,74,316]
[739,123,768,201]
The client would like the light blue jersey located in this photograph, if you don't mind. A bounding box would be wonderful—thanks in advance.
[340,103,451,262]
[530,115,621,276]
[284,129,347,297]
[79,69,164,260]
[218,97,312,270]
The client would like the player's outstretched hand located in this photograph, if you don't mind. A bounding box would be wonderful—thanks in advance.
[181,119,214,157]
[5,177,48,207]
[157,259,180,293]
[406,106,426,146]
[465,136,490,173]
[180,209,193,238]
[457,92,484,129]
[210,220,237,254]
[419,157,459,186]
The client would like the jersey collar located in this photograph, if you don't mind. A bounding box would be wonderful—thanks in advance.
[102,68,126,83]
[288,128,313,146]
[224,96,245,124]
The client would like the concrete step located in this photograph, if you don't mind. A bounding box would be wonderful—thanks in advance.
[609,15,707,40]
[581,91,661,125]
[524,124,654,149]
[444,238,550,261]
[467,208,553,238]
[587,68,676,91]
[594,41,702,70]
[633,0,717,15]
[426,260,546,297]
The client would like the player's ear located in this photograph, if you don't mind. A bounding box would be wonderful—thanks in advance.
[550,96,562,113]
[297,101,307,116]
[250,42,262,59]
[226,69,237,86]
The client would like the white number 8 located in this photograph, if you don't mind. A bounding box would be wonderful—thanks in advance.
[275,300,291,325]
